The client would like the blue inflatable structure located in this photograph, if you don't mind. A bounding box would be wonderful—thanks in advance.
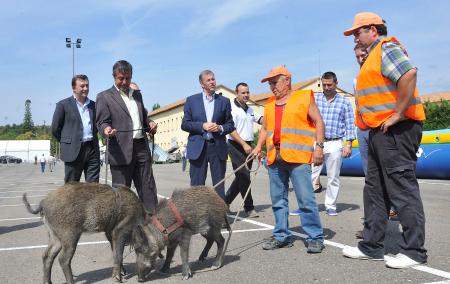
[341,129,450,179]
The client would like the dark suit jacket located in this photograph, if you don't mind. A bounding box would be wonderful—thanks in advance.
[51,96,99,163]
[96,86,149,166]
[181,93,235,161]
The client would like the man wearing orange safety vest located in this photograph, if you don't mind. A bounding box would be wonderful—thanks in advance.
[251,66,326,253]
[341,12,427,269]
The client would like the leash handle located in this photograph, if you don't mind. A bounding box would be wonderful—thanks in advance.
[104,136,109,185]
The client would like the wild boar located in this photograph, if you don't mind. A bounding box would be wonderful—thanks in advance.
[23,182,147,284]
[134,186,232,281]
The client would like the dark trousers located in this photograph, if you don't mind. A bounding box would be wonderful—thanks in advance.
[225,140,254,212]
[358,120,427,263]
[110,139,158,213]
[189,141,227,200]
[64,142,100,183]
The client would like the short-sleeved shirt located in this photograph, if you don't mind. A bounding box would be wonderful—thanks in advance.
[315,93,356,141]
[366,36,415,84]
[228,99,262,142]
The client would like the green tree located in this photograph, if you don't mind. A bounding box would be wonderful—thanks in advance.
[22,99,35,133]
[423,100,450,131]
[152,103,161,111]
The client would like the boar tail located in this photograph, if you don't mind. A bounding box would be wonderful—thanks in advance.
[22,193,43,215]
[218,213,232,268]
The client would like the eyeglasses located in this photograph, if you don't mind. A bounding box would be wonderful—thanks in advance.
[353,26,371,37]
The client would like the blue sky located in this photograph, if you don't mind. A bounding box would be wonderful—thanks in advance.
[2,0,450,125]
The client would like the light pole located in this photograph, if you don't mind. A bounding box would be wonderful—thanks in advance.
[65,38,82,77]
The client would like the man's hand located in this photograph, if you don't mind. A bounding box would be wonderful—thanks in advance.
[104,126,117,137]
[203,122,220,132]
[242,143,253,155]
[250,145,262,159]
[381,112,404,133]
[149,121,158,134]
[342,146,352,158]
[312,147,324,166]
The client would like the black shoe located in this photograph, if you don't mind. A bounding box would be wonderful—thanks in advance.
[262,237,294,250]
[355,230,363,239]
[314,184,323,193]
[306,240,324,253]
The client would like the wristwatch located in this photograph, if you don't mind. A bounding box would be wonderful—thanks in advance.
[316,142,324,149]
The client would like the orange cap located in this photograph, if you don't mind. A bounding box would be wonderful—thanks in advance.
[261,66,291,83]
[343,12,384,36]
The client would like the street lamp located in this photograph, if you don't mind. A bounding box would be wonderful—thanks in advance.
[65,37,82,77]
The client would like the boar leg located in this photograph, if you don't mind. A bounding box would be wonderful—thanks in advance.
[111,217,135,282]
[57,232,81,284]
[43,224,62,284]
[179,234,192,280]
[210,230,225,269]
[160,241,177,273]
[106,231,127,276]
[198,235,214,262]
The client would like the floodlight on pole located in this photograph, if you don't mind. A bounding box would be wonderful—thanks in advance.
[65,37,82,77]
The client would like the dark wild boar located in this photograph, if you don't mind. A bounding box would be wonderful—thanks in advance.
[23,182,147,284]
[134,186,232,281]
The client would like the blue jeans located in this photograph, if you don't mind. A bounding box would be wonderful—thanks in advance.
[268,157,324,243]
[357,128,370,176]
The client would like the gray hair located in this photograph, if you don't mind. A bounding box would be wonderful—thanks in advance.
[113,60,133,76]
[198,70,214,83]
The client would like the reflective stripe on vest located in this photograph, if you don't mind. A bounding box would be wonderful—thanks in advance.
[264,90,316,165]
[355,37,425,128]
[359,97,422,114]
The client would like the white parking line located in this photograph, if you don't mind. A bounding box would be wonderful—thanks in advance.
[232,215,450,279]
[423,280,450,284]
[0,203,38,208]
[0,189,52,194]
[0,217,41,222]
[0,195,46,199]
[0,228,271,252]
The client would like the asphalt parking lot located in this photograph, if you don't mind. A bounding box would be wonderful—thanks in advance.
[1,162,450,284]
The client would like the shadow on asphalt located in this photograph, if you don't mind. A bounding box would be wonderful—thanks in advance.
[0,221,42,235]
[317,203,360,213]
[290,226,337,241]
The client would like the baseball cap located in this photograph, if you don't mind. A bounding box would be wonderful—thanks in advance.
[261,66,291,83]
[344,12,384,36]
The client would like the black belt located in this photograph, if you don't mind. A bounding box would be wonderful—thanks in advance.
[324,137,342,142]
[133,137,145,142]
[80,140,93,146]
[205,139,215,144]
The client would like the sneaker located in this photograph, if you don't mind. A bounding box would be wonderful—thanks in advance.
[246,209,259,218]
[385,253,423,269]
[289,209,301,216]
[326,208,338,216]
[342,246,383,261]
[306,240,324,253]
[262,237,294,250]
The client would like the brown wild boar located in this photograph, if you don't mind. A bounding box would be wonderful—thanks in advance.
[23,182,148,284]
[133,186,232,281]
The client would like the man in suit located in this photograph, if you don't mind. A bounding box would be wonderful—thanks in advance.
[51,74,100,183]
[181,70,235,200]
[96,60,158,212]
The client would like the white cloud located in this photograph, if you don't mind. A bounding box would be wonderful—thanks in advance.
[184,0,275,38]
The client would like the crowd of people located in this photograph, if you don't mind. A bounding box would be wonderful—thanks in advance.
[49,12,427,270]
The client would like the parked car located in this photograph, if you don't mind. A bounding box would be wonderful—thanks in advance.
[0,155,23,164]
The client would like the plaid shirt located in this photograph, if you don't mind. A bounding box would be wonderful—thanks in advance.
[367,36,415,84]
[315,93,356,141]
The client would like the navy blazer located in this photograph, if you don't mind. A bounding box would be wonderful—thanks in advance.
[181,93,235,161]
[51,96,99,162]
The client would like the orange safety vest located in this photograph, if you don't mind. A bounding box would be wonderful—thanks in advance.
[265,90,316,166]
[355,37,425,128]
